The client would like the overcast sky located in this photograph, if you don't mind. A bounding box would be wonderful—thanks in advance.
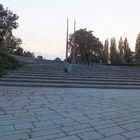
[1,0,140,59]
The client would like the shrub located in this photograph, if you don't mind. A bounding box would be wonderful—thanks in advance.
[0,47,23,76]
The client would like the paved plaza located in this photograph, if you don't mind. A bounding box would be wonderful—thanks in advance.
[0,87,140,140]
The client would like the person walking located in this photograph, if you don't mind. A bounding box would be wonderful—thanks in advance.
[67,57,72,72]
[63,59,69,79]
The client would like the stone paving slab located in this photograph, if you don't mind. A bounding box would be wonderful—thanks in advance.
[0,87,140,140]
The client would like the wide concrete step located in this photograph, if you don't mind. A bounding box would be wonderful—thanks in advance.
[10,70,140,75]
[21,66,140,72]
[1,78,140,86]
[5,73,140,80]
[0,81,139,89]
[2,76,140,82]
[1,61,140,89]
[13,66,140,70]
[8,70,140,76]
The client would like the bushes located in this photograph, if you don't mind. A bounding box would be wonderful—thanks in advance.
[0,47,23,76]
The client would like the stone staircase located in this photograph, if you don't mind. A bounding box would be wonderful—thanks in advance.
[0,60,140,89]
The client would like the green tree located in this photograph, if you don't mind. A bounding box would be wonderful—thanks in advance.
[110,37,122,64]
[37,55,43,60]
[54,57,61,62]
[103,39,109,63]
[118,37,124,56]
[118,37,125,63]
[0,3,21,53]
[23,51,34,58]
[14,47,23,56]
[69,29,103,65]
[123,37,133,64]
[110,38,117,64]
[4,36,22,54]
[135,32,140,63]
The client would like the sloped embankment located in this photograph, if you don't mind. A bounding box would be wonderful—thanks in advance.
[0,48,22,76]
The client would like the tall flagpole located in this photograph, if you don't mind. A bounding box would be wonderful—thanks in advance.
[73,20,76,63]
[74,20,76,33]
[66,18,69,59]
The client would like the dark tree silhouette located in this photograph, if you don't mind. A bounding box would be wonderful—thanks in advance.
[123,37,133,64]
[103,39,109,64]
[110,37,123,64]
[135,32,140,63]
[0,3,22,53]
[69,29,103,65]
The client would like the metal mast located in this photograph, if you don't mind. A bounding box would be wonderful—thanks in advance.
[66,18,69,59]
[72,20,76,63]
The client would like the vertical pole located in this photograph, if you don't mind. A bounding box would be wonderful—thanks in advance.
[74,20,76,33]
[66,18,69,59]
[73,20,76,63]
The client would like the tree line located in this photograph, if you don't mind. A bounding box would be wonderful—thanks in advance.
[68,29,140,65]
[1,3,140,64]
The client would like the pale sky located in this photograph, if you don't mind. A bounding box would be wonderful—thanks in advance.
[1,0,140,59]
